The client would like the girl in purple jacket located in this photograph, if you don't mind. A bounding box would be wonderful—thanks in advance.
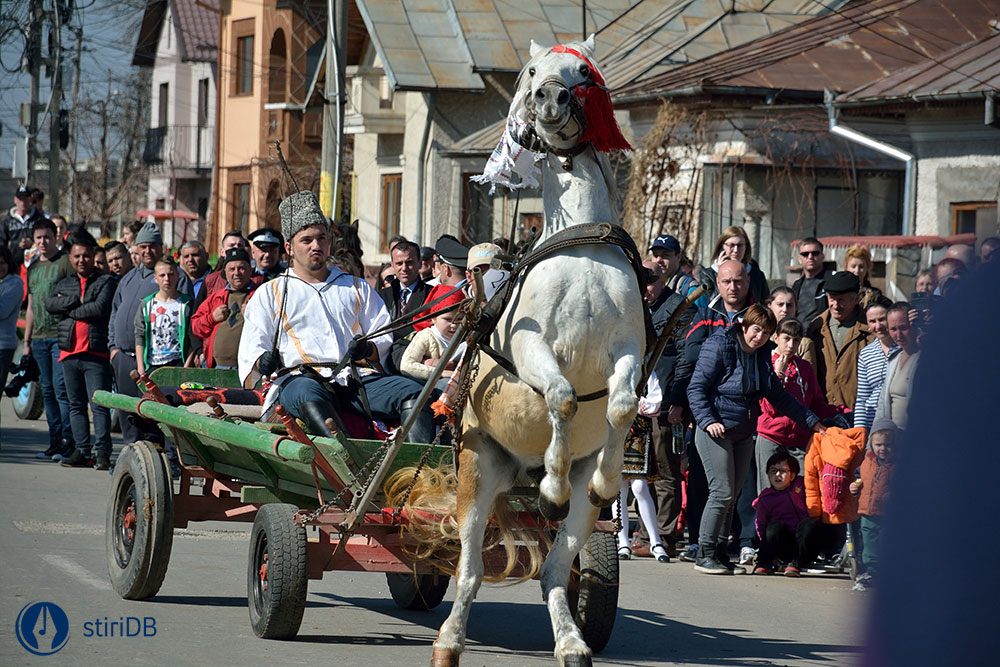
[752,450,817,576]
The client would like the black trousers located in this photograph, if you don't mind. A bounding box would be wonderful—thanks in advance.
[757,518,846,567]
[110,351,179,462]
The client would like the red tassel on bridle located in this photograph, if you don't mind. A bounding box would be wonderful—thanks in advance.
[552,45,632,153]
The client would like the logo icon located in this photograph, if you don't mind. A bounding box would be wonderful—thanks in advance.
[16,601,70,656]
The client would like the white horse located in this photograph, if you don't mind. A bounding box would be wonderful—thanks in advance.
[430,36,644,667]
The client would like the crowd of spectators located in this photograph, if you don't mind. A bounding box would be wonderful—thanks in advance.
[628,230,996,590]
[0,185,995,592]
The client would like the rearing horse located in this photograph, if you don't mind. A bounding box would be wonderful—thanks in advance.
[431,36,643,667]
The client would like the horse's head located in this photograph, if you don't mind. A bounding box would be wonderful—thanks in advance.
[515,35,597,152]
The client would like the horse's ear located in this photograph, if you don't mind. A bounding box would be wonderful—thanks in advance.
[351,219,359,228]
[529,40,544,58]
[582,33,596,55]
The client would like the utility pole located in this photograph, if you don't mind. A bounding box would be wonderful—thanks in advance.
[26,0,44,183]
[69,25,82,221]
[319,0,347,219]
[48,41,63,214]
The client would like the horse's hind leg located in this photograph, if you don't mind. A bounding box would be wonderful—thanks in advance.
[542,455,601,667]
[432,429,516,666]
[511,331,576,521]
[588,342,641,507]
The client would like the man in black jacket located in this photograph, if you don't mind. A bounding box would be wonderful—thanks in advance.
[792,237,833,326]
[633,261,698,559]
[0,186,46,267]
[45,231,117,470]
[377,241,431,373]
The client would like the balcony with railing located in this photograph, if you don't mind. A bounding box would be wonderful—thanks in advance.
[143,125,215,171]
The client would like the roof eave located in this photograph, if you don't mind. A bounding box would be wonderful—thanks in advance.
[834,91,994,108]
[614,85,825,107]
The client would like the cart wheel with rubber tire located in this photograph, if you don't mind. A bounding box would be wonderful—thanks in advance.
[248,503,308,639]
[568,531,619,653]
[12,380,43,420]
[106,441,174,599]
[386,572,450,610]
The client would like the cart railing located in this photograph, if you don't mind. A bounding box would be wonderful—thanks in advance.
[91,390,452,512]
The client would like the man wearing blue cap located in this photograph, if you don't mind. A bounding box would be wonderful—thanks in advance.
[649,234,697,298]
[0,186,46,267]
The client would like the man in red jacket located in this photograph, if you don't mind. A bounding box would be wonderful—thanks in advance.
[191,248,261,368]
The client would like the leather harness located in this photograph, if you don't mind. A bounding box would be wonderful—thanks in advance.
[470,222,648,403]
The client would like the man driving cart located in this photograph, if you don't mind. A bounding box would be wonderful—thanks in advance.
[238,191,435,443]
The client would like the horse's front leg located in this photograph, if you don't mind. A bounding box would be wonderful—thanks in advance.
[510,329,576,521]
[432,430,516,666]
[542,455,601,667]
[588,341,641,507]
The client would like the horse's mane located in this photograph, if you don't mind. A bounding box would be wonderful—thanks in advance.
[512,41,622,219]
[330,219,364,278]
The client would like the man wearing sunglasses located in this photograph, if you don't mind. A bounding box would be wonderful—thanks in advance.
[792,237,833,326]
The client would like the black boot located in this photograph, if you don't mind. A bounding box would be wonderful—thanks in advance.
[400,398,435,444]
[693,543,730,575]
[297,400,343,438]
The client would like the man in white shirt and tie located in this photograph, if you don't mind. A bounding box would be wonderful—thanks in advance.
[377,241,430,373]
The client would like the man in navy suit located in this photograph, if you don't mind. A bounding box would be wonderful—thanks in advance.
[377,241,431,373]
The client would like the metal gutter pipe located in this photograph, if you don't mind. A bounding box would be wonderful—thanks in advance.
[825,91,915,236]
[415,91,437,246]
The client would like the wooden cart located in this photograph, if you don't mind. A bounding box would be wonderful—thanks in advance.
[92,368,619,651]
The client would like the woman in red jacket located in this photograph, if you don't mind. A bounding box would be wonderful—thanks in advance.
[755,317,845,494]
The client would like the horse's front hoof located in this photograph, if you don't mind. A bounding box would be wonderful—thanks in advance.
[538,494,570,522]
[559,653,593,667]
[587,483,615,508]
[431,647,460,667]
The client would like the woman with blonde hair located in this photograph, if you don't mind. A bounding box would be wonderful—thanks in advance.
[698,226,769,307]
[843,244,882,309]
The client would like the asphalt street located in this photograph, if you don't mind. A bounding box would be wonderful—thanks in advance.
[0,397,865,667]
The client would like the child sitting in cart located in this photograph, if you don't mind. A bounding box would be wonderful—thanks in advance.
[399,291,465,391]
[849,418,896,586]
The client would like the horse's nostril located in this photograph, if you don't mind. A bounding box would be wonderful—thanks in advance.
[535,89,545,99]
[557,89,569,105]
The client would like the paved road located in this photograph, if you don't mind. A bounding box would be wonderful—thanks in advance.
[0,397,865,666]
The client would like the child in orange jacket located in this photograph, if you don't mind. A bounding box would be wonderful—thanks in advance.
[801,426,867,571]
[849,418,896,582]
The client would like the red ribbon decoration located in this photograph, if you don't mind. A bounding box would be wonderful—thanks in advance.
[551,45,632,152]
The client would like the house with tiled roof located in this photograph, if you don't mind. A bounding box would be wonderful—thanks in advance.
[196,0,836,262]
[612,0,998,289]
[133,0,220,247]
[833,30,1000,245]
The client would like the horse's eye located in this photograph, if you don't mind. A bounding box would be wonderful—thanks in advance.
[579,64,590,78]
[528,67,536,77]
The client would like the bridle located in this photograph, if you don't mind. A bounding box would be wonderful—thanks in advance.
[514,46,604,165]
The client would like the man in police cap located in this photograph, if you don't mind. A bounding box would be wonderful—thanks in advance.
[434,235,468,288]
[248,227,285,282]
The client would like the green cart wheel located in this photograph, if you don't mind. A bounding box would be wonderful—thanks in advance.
[106,441,174,599]
[248,504,308,639]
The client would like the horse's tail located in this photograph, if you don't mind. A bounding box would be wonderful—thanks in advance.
[383,461,550,583]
